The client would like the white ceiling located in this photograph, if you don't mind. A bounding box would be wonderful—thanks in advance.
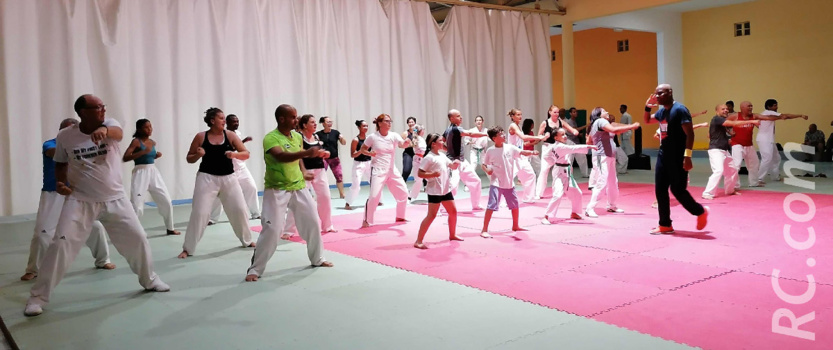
[550,0,756,35]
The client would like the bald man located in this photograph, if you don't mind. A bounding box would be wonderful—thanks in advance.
[21,118,113,282]
[25,95,169,317]
[643,84,708,235]
[702,104,759,199]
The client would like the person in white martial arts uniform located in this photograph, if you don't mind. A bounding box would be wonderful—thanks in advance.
[245,105,334,282]
[541,129,598,224]
[179,108,254,259]
[755,99,808,184]
[209,114,261,223]
[536,105,580,199]
[506,109,548,203]
[282,114,337,238]
[21,118,113,282]
[122,119,180,235]
[24,95,169,317]
[414,133,463,249]
[480,126,539,238]
[702,104,759,200]
[344,120,372,210]
[584,107,640,218]
[465,115,489,172]
[408,125,427,201]
[445,109,489,210]
[619,105,635,156]
[566,107,589,178]
[522,119,542,175]
[361,114,411,227]
[610,114,631,175]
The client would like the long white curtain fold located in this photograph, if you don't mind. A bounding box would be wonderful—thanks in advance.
[0,0,552,215]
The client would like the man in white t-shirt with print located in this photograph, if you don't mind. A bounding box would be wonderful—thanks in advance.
[24,94,169,317]
[756,98,808,183]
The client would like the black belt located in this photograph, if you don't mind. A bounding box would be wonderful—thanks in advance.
[555,163,570,167]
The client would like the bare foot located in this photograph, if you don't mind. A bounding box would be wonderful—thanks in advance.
[449,236,464,241]
[317,261,335,267]
[324,228,338,233]
[20,273,36,281]
[570,212,583,220]
[512,226,528,232]
[480,232,493,239]
[248,242,256,248]
[340,194,345,199]
[245,274,259,282]
[177,251,189,259]
[344,204,352,210]
[414,242,428,249]
[99,263,116,270]
[361,221,371,228]
[378,202,384,206]
[395,218,408,222]
[167,229,181,235]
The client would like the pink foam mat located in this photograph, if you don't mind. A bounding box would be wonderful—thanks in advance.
[254,183,832,349]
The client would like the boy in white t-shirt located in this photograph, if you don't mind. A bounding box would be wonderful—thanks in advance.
[480,126,538,238]
[414,133,463,249]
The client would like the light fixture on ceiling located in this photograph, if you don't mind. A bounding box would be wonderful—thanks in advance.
[613,28,624,32]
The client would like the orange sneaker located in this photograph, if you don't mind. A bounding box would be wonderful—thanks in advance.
[649,226,675,235]
[697,206,709,230]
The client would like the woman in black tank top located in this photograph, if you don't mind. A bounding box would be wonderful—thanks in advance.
[345,120,373,210]
[180,107,255,259]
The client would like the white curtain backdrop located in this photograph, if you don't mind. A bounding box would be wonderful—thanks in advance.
[0,0,552,216]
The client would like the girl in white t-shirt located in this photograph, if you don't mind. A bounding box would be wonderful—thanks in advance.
[414,134,462,249]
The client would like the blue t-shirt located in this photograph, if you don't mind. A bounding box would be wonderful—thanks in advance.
[654,102,692,158]
[42,139,57,192]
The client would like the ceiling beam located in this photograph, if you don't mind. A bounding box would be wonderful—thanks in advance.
[413,0,566,16]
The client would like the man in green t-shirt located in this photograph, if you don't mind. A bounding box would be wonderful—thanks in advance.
[246,104,334,282]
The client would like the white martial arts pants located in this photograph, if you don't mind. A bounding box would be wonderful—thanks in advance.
[536,143,557,198]
[731,144,760,187]
[25,191,111,275]
[130,164,175,230]
[587,155,619,210]
[757,141,781,182]
[345,160,371,206]
[568,140,589,177]
[514,155,537,202]
[409,155,424,199]
[703,149,737,197]
[247,188,326,276]
[616,147,629,174]
[450,159,482,209]
[364,167,408,225]
[544,167,582,219]
[183,172,253,255]
[588,155,600,189]
[621,137,635,156]
[210,166,260,221]
[469,148,485,170]
[28,197,161,307]
[528,151,542,175]
[285,168,334,232]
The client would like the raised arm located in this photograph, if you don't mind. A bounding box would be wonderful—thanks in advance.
[602,122,640,135]
[267,141,318,163]
[510,123,546,141]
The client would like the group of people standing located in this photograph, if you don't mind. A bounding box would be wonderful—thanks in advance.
[31,82,807,316]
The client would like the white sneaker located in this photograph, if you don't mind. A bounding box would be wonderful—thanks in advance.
[607,207,624,213]
[585,209,598,218]
[24,303,43,317]
[146,279,171,292]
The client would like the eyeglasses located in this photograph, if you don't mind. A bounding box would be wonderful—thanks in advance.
[84,104,106,110]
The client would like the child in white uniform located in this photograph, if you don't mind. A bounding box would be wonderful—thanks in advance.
[541,129,597,224]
